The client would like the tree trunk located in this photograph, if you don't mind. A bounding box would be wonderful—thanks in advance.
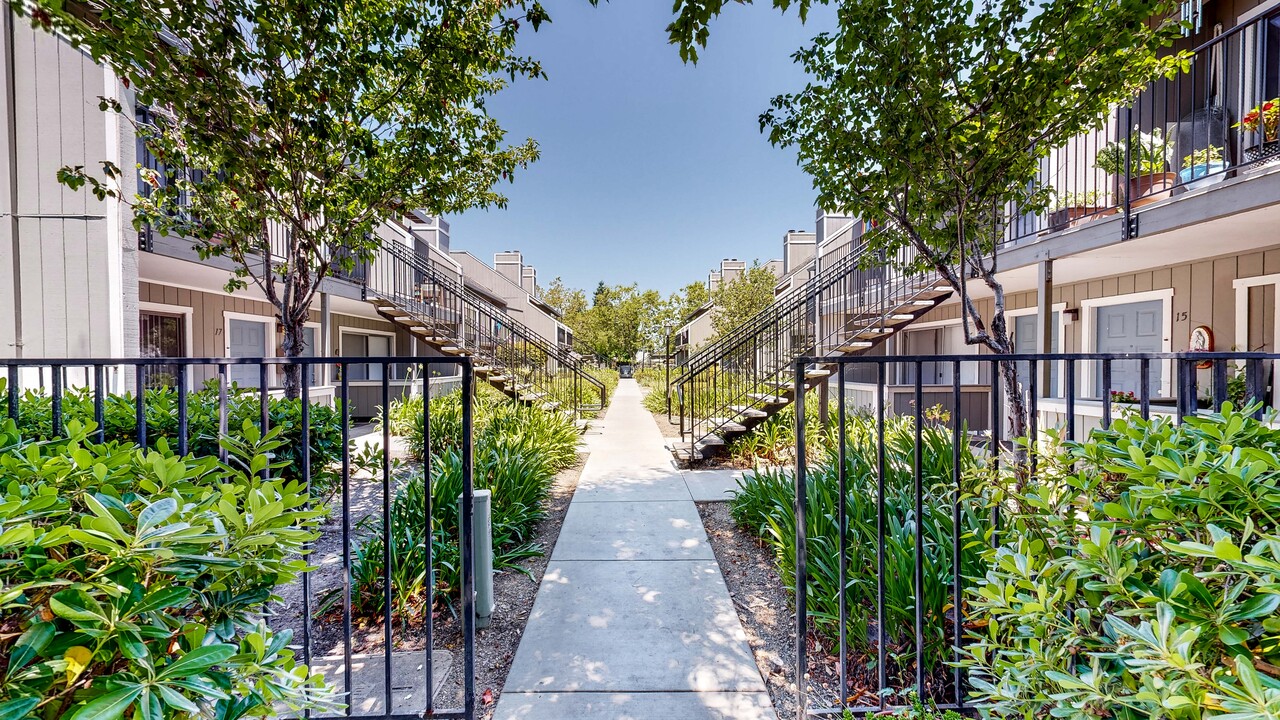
[279,317,306,400]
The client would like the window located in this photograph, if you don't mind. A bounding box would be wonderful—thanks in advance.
[342,332,392,381]
[300,326,322,387]
[139,310,186,388]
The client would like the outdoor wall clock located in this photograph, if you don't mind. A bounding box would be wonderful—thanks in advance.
[1190,325,1213,368]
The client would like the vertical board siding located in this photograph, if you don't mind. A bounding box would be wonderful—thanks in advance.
[3,22,117,359]
[908,243,1280,356]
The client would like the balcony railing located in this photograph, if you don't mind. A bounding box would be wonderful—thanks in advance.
[1003,9,1280,246]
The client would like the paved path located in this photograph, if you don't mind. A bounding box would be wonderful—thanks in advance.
[494,380,776,720]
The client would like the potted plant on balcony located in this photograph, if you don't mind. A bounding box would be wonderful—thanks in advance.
[1047,190,1111,232]
[1235,97,1279,166]
[1178,145,1228,191]
[1095,128,1178,207]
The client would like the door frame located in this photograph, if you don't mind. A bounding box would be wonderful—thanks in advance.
[223,311,276,386]
[1233,273,1280,407]
[1080,289,1174,397]
[1007,302,1068,398]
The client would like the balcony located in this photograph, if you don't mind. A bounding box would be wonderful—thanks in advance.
[1003,8,1280,249]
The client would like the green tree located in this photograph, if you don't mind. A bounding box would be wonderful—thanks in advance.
[30,0,559,396]
[667,0,1186,438]
[710,262,777,337]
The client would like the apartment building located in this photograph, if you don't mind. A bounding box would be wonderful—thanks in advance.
[453,250,573,352]
[674,256,785,360]
[0,10,580,417]
[721,0,1280,433]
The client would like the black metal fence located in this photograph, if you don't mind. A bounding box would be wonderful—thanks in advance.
[2,356,478,720]
[1003,9,1280,246]
[791,351,1277,716]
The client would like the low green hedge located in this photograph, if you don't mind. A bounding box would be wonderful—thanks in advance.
[0,419,339,720]
[961,404,1280,718]
[353,391,580,619]
[0,379,346,499]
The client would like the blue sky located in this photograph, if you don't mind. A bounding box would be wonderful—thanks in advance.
[448,1,830,296]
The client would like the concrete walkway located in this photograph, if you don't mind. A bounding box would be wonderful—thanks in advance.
[494,380,776,720]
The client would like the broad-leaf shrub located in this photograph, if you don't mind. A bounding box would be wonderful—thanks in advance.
[962,404,1280,719]
[0,379,345,498]
[353,393,580,619]
[732,413,985,690]
[0,418,340,720]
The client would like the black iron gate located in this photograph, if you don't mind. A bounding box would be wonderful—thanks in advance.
[1,356,478,720]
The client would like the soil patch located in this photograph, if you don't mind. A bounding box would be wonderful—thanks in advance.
[697,501,840,720]
[272,450,586,717]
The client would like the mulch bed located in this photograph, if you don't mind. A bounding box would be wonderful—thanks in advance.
[696,502,840,719]
[273,451,586,717]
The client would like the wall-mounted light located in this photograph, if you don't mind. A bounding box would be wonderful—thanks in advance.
[1064,308,1080,324]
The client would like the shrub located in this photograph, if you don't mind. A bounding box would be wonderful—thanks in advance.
[352,393,580,619]
[961,404,1280,719]
[732,414,985,691]
[0,418,339,720]
[0,379,346,499]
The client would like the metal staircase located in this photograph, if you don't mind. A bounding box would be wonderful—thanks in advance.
[363,240,605,418]
[671,231,952,462]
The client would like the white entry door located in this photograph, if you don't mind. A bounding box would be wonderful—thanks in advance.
[1095,300,1163,396]
[228,318,269,387]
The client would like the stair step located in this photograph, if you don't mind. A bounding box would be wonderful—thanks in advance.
[837,342,874,352]
[888,314,915,321]
[520,393,547,402]
[805,368,833,379]
[747,393,787,404]
[708,419,748,433]
[381,308,411,317]
[474,365,493,374]
[541,401,561,411]
[488,375,509,383]
[730,405,768,419]
[697,434,726,447]
[668,442,704,461]
[904,299,937,307]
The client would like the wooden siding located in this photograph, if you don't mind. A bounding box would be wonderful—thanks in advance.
[0,18,126,359]
[905,243,1280,355]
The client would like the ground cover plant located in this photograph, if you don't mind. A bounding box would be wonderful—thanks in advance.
[0,379,345,498]
[732,412,986,699]
[352,391,580,621]
[0,418,338,720]
[961,404,1280,719]
[635,367,671,414]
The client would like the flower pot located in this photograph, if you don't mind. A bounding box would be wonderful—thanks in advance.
[1178,161,1229,191]
[1244,139,1280,167]
[1048,206,1109,232]
[1127,172,1179,208]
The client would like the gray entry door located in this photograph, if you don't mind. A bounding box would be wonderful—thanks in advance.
[1095,300,1163,396]
[228,318,269,387]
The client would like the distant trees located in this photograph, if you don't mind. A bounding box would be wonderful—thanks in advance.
[545,278,711,363]
[710,263,777,337]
